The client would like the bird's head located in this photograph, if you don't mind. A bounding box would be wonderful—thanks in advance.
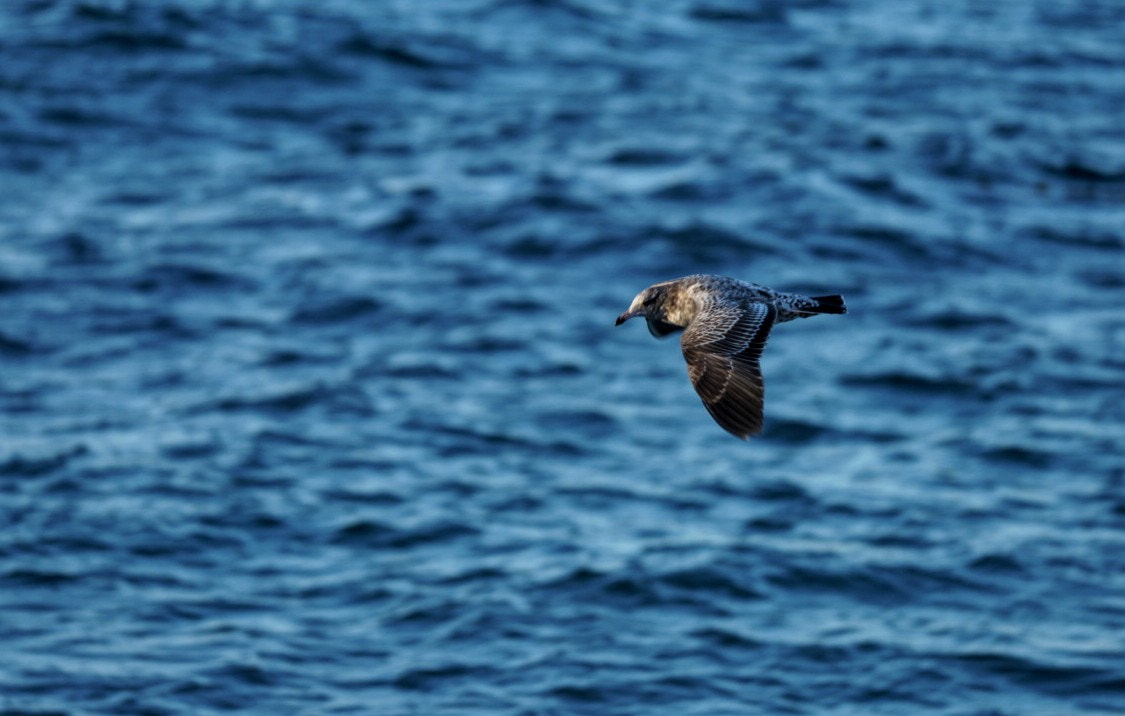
[616,284,668,325]
[616,281,691,337]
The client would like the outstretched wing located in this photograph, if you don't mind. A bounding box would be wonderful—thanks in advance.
[681,301,776,439]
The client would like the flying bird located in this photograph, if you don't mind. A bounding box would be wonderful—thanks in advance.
[615,274,846,439]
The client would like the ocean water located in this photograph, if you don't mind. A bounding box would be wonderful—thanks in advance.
[1,0,1124,713]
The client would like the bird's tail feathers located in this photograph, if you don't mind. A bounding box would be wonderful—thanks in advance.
[809,295,847,314]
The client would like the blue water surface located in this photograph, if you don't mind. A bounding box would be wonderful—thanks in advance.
[1,0,1124,714]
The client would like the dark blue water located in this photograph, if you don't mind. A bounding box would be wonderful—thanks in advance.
[2,1,1124,713]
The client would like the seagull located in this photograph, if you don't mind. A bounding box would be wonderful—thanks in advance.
[615,274,846,439]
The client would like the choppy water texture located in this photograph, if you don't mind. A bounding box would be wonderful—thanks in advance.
[2,0,1124,713]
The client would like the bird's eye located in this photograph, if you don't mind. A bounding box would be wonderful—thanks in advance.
[643,296,657,306]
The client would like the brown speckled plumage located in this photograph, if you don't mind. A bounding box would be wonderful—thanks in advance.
[615,275,846,439]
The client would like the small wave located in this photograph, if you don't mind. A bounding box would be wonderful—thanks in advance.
[393,663,496,691]
[1,568,80,586]
[203,662,276,688]
[499,233,610,261]
[0,329,36,355]
[545,683,609,703]
[747,479,812,502]
[542,566,657,604]
[38,104,132,129]
[902,309,1014,330]
[135,262,251,292]
[977,445,1055,468]
[487,295,548,315]
[767,562,989,604]
[543,563,763,608]
[87,310,197,339]
[332,518,479,550]
[535,409,620,438]
[839,225,932,262]
[208,384,332,413]
[160,435,221,460]
[763,417,833,444]
[839,173,928,208]
[258,347,342,367]
[0,445,88,477]
[841,371,978,396]
[1021,224,1124,250]
[690,626,765,650]
[337,34,483,71]
[44,232,105,264]
[603,147,687,167]
[383,360,459,379]
[949,652,1125,699]
[690,1,788,25]
[414,421,585,458]
[655,221,782,260]
[0,275,26,294]
[289,295,382,324]
[1038,156,1125,184]
[967,553,1026,574]
[660,566,765,601]
[1077,269,1125,289]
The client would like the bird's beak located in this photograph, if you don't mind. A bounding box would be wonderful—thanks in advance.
[615,309,637,326]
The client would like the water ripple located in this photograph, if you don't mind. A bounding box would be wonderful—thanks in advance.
[1,0,1122,713]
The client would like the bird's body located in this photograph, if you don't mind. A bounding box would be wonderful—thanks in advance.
[615,274,846,439]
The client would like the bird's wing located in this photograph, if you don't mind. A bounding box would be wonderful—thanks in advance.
[681,301,776,438]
